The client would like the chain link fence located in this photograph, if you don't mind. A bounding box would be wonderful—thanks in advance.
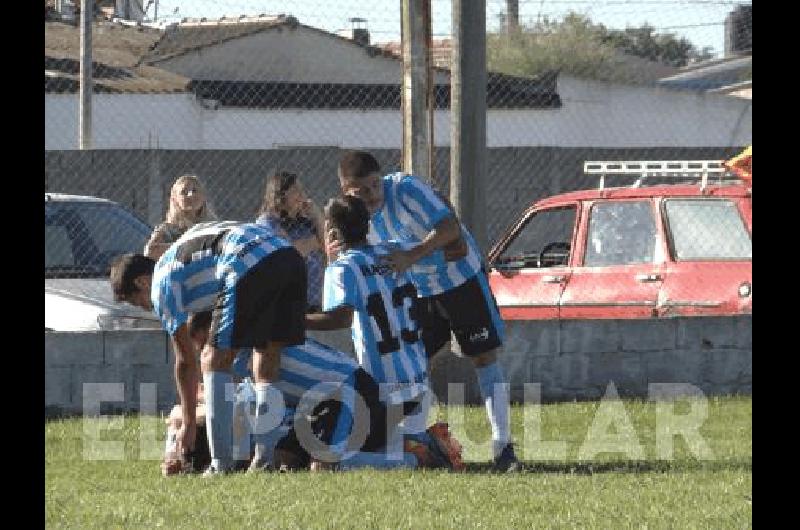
[45,0,751,325]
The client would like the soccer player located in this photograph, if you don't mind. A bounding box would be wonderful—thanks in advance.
[335,151,520,472]
[306,195,462,469]
[187,311,461,472]
[110,221,307,475]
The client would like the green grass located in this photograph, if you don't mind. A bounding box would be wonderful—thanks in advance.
[46,395,751,529]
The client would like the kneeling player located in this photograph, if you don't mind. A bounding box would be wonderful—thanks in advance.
[186,311,464,472]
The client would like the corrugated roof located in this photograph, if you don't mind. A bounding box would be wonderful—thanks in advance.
[45,20,190,93]
[148,17,559,109]
[140,15,295,64]
[45,16,561,105]
[658,55,752,91]
[141,15,400,66]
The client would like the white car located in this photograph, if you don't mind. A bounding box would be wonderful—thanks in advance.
[45,193,161,331]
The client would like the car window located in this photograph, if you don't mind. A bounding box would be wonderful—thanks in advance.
[495,206,576,269]
[664,199,751,260]
[45,201,151,277]
[45,226,75,267]
[585,200,657,267]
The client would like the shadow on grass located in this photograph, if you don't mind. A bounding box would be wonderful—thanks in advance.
[463,458,752,475]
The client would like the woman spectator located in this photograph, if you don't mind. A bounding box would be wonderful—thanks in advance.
[144,174,217,260]
[255,171,326,311]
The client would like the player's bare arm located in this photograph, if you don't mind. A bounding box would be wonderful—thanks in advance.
[386,215,462,273]
[305,305,354,330]
[172,323,198,455]
[432,190,469,262]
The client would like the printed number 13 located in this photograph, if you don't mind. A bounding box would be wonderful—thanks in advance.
[366,283,420,355]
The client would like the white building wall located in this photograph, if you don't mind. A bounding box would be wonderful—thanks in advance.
[544,76,752,147]
[173,82,753,149]
[45,80,752,151]
[199,108,402,149]
[45,93,202,150]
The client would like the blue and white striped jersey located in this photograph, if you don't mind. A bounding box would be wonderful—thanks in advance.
[231,340,358,409]
[233,340,359,459]
[367,172,484,297]
[151,221,292,335]
[275,338,360,409]
[323,242,428,405]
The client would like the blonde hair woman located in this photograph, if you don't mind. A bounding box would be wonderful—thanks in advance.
[144,175,217,259]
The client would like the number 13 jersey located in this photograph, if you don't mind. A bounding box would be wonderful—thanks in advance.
[323,242,428,405]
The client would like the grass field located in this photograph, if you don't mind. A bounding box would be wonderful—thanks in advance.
[46,395,751,529]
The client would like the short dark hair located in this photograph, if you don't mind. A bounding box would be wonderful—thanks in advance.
[338,150,381,181]
[324,195,370,246]
[188,311,212,338]
[109,254,155,301]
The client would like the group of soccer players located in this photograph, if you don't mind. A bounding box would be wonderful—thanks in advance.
[110,150,520,475]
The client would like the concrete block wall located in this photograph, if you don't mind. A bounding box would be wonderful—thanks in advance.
[429,315,752,404]
[44,328,357,417]
[45,330,174,417]
[45,316,751,414]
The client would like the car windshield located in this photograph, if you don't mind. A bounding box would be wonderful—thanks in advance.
[45,200,151,278]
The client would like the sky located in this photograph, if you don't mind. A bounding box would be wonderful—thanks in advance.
[143,0,750,58]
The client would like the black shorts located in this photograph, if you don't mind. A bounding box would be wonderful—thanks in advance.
[210,247,307,349]
[276,369,422,463]
[418,271,504,358]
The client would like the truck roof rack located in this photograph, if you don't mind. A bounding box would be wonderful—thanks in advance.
[583,160,736,192]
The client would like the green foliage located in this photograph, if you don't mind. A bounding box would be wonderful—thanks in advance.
[46,397,752,528]
[488,13,619,81]
[487,12,713,82]
[601,23,696,67]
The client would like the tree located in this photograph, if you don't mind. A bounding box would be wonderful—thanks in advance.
[688,46,717,64]
[602,24,696,67]
[487,12,713,82]
[487,13,620,81]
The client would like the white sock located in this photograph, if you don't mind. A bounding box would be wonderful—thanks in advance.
[476,362,511,458]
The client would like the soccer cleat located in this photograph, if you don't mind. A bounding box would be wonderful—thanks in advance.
[403,437,443,469]
[405,422,466,471]
[492,443,521,473]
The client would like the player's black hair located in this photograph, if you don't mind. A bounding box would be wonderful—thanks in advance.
[324,195,370,246]
[110,253,156,301]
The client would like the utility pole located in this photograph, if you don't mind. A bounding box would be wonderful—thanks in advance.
[400,0,434,184]
[79,0,93,150]
[450,0,487,253]
[506,0,519,33]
